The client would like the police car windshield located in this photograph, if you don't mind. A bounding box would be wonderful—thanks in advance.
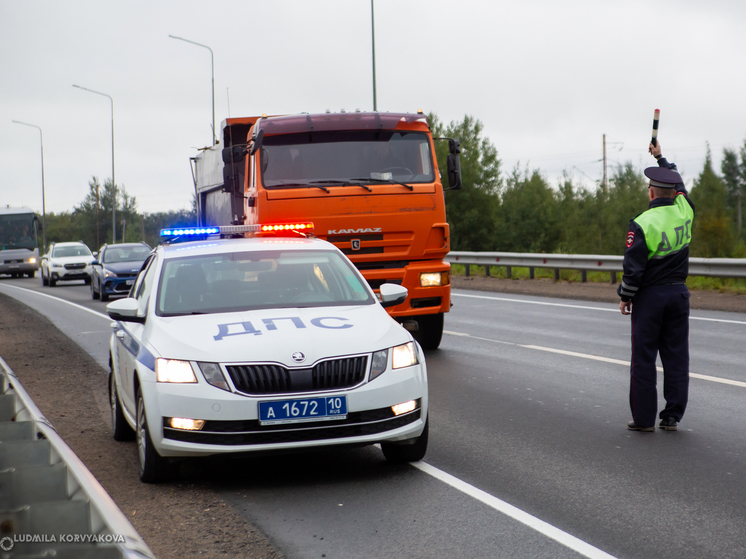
[156,249,375,317]
[261,130,434,188]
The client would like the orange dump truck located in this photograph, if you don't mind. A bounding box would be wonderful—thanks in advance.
[192,111,462,349]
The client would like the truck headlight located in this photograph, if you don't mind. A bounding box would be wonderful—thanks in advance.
[28,257,36,264]
[156,358,197,383]
[392,342,418,369]
[419,271,449,287]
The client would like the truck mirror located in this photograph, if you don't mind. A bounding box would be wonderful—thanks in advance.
[446,153,462,190]
[222,145,246,164]
[222,165,241,194]
[249,129,264,156]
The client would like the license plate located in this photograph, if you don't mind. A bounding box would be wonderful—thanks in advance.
[259,395,347,425]
[125,279,134,285]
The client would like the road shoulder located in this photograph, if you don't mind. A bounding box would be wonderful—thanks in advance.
[0,292,282,559]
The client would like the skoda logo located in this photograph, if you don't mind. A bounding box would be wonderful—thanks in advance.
[291,351,306,363]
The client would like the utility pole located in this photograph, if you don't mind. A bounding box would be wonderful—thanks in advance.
[371,0,377,111]
[96,182,100,248]
[602,134,608,191]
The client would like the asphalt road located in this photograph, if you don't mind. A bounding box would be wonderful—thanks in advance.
[1,275,745,559]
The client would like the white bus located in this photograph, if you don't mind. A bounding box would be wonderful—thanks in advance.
[0,206,41,278]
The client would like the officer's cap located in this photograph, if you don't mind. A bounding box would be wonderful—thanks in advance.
[644,166,682,188]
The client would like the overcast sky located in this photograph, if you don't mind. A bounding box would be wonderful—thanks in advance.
[3,0,746,217]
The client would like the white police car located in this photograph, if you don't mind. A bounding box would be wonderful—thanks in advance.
[106,224,428,482]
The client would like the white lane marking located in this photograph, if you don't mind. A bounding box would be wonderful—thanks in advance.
[0,285,110,321]
[452,292,746,325]
[412,461,617,559]
[446,331,746,389]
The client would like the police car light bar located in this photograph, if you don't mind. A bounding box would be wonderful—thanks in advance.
[160,222,314,238]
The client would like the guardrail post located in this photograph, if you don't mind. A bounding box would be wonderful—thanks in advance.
[611,271,617,284]
[506,266,511,278]
[529,267,535,279]
[554,269,560,281]
[465,264,470,277]
[485,265,491,277]
[581,270,587,283]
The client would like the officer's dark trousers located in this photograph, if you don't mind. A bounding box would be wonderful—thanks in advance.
[630,284,690,427]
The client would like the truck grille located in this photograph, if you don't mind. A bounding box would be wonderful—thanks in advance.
[226,356,368,395]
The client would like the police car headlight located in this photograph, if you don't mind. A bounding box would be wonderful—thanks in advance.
[369,349,389,382]
[392,342,418,369]
[156,358,197,383]
[198,362,231,391]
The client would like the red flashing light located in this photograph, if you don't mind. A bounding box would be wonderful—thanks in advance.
[259,222,314,233]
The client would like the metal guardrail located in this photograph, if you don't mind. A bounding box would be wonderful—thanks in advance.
[0,357,155,559]
[446,252,746,283]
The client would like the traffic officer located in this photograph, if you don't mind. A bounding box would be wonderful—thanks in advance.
[618,141,695,432]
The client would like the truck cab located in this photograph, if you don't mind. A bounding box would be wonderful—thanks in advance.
[193,111,461,349]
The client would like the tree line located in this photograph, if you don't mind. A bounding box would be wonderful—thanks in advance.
[42,114,746,259]
[431,114,746,258]
[43,177,197,251]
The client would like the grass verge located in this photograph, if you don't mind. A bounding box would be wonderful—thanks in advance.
[450,264,746,295]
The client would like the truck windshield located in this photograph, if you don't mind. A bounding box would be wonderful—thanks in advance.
[0,213,38,251]
[260,131,435,188]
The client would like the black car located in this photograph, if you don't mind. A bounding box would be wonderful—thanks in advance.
[91,242,151,301]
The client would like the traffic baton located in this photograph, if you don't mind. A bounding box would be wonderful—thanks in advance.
[651,109,660,147]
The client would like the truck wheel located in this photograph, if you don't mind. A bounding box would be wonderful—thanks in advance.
[381,419,429,463]
[136,388,171,483]
[412,313,444,350]
[27,271,35,278]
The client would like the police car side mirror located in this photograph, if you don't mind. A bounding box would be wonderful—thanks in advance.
[107,298,145,324]
[379,283,408,308]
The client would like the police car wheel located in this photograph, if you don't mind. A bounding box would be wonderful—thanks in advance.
[136,388,171,483]
[110,370,134,441]
[381,418,429,463]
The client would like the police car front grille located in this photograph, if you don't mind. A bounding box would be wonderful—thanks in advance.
[226,356,368,395]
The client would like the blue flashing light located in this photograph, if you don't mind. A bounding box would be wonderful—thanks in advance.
[160,226,219,237]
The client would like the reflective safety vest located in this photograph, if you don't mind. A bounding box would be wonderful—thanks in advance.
[633,194,694,260]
